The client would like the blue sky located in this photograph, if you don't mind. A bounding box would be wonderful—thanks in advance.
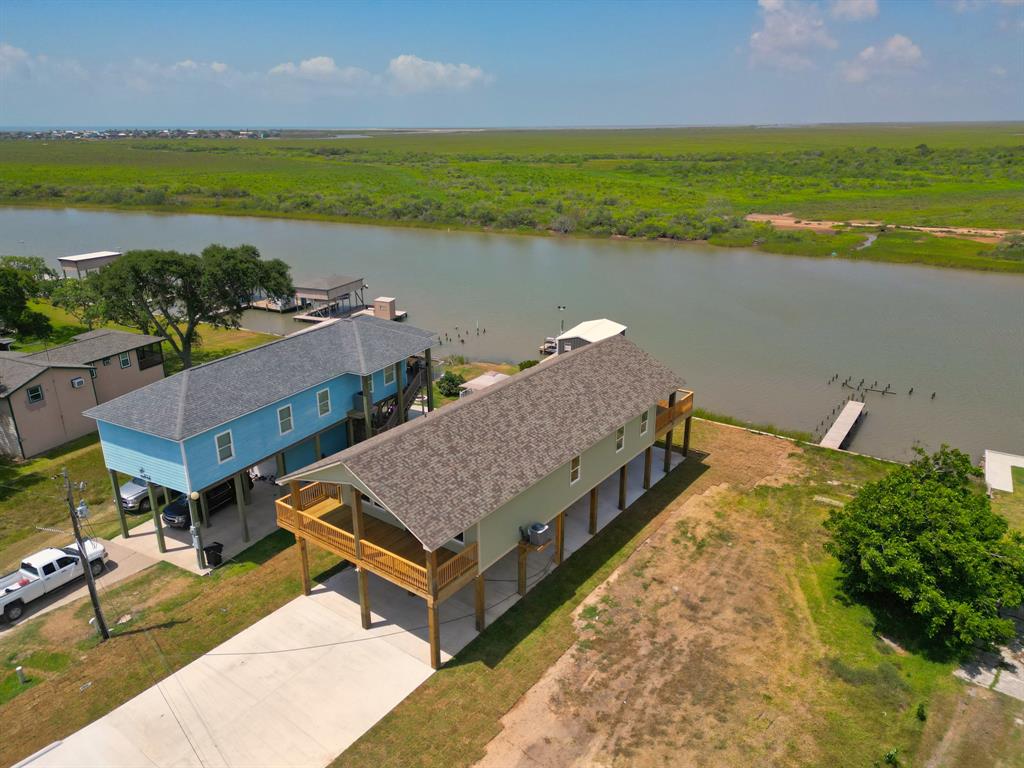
[1,0,1021,127]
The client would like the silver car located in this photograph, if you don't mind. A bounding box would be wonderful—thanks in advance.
[119,476,152,512]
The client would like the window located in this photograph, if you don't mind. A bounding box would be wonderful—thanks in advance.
[118,351,131,369]
[615,426,625,453]
[317,388,331,417]
[569,455,581,485]
[26,385,44,404]
[20,562,38,577]
[278,405,293,435]
[640,410,649,436]
[71,377,85,389]
[90,368,97,379]
[42,562,56,576]
[137,343,164,371]
[102,357,110,366]
[215,430,234,463]
[56,556,77,569]
[383,366,395,386]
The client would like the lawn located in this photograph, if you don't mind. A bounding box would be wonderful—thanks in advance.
[992,466,1024,533]
[1,123,1021,272]
[431,358,520,407]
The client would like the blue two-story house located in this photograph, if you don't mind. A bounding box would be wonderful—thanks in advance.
[85,316,436,565]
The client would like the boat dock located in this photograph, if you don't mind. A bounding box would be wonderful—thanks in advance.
[819,401,866,450]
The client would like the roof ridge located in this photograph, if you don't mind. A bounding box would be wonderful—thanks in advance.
[352,320,367,374]
[174,369,191,440]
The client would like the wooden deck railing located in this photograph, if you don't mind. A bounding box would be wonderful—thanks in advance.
[276,496,357,559]
[296,481,340,511]
[437,542,478,589]
[361,540,428,593]
[655,389,694,435]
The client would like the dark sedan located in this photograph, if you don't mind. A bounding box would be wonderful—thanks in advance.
[162,477,252,528]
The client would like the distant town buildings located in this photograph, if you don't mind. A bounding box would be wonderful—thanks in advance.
[0,128,277,141]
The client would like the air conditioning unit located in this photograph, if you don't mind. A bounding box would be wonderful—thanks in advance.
[71,377,85,389]
[527,522,550,547]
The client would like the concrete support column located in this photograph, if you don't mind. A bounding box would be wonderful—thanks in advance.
[474,574,486,632]
[234,473,250,544]
[361,374,374,440]
[683,416,692,457]
[554,510,565,565]
[424,348,435,412]
[146,482,166,553]
[297,537,311,596]
[618,464,628,510]
[588,486,599,535]
[395,361,406,424]
[643,445,653,489]
[188,496,205,570]
[109,469,129,539]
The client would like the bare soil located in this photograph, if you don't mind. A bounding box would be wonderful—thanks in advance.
[745,213,1013,244]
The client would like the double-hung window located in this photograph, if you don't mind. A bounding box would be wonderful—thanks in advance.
[278,404,294,435]
[118,351,131,369]
[640,410,649,436]
[383,366,395,386]
[615,426,625,453]
[215,430,234,463]
[317,388,331,417]
[569,455,581,485]
[27,385,44,404]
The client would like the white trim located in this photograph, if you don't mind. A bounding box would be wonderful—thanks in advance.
[215,429,234,463]
[277,404,294,435]
[569,455,581,485]
[26,384,45,404]
[317,388,331,417]
[118,351,132,369]
[639,410,649,436]
[615,425,625,453]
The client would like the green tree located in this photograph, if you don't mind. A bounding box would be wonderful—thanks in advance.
[824,446,1024,654]
[436,371,466,397]
[50,277,104,329]
[94,244,293,369]
[0,266,52,338]
[0,256,57,296]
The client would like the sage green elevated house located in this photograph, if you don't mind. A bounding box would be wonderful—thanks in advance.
[278,334,694,668]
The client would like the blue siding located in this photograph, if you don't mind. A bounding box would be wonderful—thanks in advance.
[182,365,403,489]
[97,422,188,492]
[319,423,348,457]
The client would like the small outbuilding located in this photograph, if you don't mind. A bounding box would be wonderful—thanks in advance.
[556,318,627,354]
[58,251,123,280]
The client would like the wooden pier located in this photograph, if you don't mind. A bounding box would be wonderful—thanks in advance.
[819,401,866,450]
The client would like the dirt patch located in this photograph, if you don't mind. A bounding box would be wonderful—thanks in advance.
[476,425,817,768]
[745,213,1011,244]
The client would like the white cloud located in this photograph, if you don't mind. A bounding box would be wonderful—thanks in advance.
[268,55,371,86]
[830,0,879,20]
[0,42,30,75]
[841,33,924,82]
[210,61,228,74]
[386,54,491,92]
[750,0,837,71]
[991,64,1008,77]
[1,41,88,82]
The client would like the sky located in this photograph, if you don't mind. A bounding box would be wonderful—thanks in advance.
[1,0,1021,127]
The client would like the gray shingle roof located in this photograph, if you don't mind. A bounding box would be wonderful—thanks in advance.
[25,329,165,366]
[282,335,686,551]
[0,353,92,398]
[83,316,436,441]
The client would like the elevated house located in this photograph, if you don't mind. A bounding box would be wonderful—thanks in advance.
[57,250,123,280]
[85,316,437,561]
[277,334,694,668]
[0,329,165,458]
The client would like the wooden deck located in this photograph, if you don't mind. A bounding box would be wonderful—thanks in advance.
[318,505,459,572]
[656,389,694,436]
[819,400,866,449]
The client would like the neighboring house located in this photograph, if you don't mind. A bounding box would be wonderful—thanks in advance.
[556,318,627,354]
[0,329,166,459]
[0,354,97,459]
[57,251,123,280]
[85,316,438,555]
[24,329,166,404]
[277,333,694,668]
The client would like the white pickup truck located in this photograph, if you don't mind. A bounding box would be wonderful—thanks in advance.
[0,540,108,622]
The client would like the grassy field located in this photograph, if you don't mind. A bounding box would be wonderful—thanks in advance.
[0,302,277,570]
[992,466,1024,533]
[1,123,1021,272]
[431,359,520,407]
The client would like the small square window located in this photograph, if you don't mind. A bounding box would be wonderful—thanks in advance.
[90,368,97,379]
[278,405,293,435]
[640,410,649,436]
[118,351,131,369]
[317,388,331,417]
[71,376,85,389]
[569,455,581,485]
[102,357,110,366]
[615,426,625,453]
[27,385,44,404]
[215,430,234,463]
[383,366,395,386]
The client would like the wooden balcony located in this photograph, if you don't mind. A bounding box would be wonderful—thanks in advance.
[655,388,694,436]
[276,482,477,599]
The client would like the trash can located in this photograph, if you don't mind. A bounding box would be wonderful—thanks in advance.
[203,542,225,567]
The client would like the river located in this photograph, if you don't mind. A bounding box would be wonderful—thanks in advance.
[2,207,1021,461]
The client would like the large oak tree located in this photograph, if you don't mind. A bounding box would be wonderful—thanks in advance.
[94,244,293,369]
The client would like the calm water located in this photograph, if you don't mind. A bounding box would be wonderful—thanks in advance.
[2,208,1022,461]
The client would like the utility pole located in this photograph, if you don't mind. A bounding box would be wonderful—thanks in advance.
[63,467,109,641]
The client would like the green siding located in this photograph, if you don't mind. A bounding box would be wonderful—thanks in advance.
[477,406,655,570]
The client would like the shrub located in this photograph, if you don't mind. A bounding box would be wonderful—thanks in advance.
[518,360,539,370]
[436,371,465,397]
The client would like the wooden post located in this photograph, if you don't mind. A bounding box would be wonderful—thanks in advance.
[109,469,129,539]
[351,486,365,558]
[361,374,374,439]
[474,573,486,632]
[395,361,405,423]
[297,536,311,596]
[199,491,211,528]
[275,452,285,478]
[357,569,371,629]
[517,545,527,596]
[427,601,441,670]
[554,510,565,565]
[682,416,692,457]
[643,445,653,489]
[159,485,170,505]
[663,391,678,474]
[233,474,250,543]
[188,496,205,570]
[345,419,354,447]
[618,464,628,510]
[147,482,166,553]
[589,486,598,535]
[313,433,322,460]
[290,480,303,511]
[424,348,435,412]
[351,488,371,629]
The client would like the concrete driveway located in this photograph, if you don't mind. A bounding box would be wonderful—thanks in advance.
[1,540,158,633]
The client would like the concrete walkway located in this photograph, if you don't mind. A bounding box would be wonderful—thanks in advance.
[1,540,158,633]
[22,447,683,768]
[984,449,1024,493]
